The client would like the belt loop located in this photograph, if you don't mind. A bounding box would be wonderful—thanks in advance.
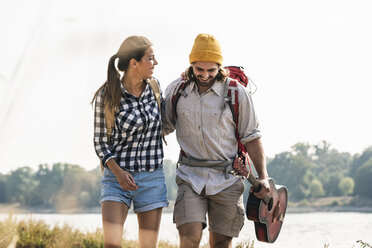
[223,166,229,179]
[177,152,182,168]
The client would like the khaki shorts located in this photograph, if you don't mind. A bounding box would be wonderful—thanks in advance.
[173,176,245,237]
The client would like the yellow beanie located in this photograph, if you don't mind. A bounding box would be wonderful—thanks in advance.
[189,33,223,65]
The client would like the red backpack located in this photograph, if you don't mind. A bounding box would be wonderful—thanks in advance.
[171,66,254,170]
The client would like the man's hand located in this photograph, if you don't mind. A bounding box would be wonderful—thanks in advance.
[250,177,270,199]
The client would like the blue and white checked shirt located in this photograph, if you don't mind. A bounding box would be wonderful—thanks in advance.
[94,80,163,172]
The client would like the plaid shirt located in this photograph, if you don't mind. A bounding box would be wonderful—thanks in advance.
[94,81,163,172]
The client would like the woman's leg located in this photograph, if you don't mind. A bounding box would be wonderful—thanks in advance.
[137,207,163,248]
[102,201,129,248]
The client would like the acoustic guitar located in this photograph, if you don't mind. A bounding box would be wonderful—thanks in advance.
[231,155,288,243]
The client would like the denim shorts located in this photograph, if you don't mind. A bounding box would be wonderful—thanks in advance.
[100,167,169,213]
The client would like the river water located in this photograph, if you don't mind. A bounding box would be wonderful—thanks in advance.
[1,212,371,248]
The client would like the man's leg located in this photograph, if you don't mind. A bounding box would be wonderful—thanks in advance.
[178,222,203,248]
[137,208,163,248]
[102,201,129,248]
[174,176,208,248]
[208,179,245,248]
[210,231,233,248]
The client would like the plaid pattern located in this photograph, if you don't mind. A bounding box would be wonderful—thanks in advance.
[94,81,163,172]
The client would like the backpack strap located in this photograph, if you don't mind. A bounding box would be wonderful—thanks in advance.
[148,78,162,113]
[171,79,189,119]
[101,99,116,174]
[226,79,243,151]
[171,79,191,164]
[147,78,167,145]
[225,78,251,173]
[104,102,116,146]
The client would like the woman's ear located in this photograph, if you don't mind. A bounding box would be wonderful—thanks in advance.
[129,58,137,69]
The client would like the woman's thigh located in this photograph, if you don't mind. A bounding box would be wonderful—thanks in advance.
[102,201,129,247]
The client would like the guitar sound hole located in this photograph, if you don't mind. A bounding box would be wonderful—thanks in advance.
[267,197,273,212]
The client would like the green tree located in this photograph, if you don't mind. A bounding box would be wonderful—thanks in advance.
[0,174,6,203]
[5,167,37,205]
[88,166,102,207]
[163,159,177,200]
[309,179,325,198]
[313,143,352,197]
[55,164,99,210]
[32,163,68,207]
[314,140,331,158]
[318,171,343,196]
[354,158,372,198]
[292,142,311,157]
[338,177,354,196]
[267,150,314,201]
[350,146,372,178]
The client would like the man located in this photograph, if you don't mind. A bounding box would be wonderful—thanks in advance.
[163,33,270,248]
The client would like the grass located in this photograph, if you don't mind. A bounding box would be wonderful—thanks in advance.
[1,215,369,248]
[0,214,256,248]
[0,214,178,248]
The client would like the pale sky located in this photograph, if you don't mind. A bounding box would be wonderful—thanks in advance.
[1,0,372,173]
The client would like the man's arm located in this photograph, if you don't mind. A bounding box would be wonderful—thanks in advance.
[246,138,270,198]
[161,78,182,136]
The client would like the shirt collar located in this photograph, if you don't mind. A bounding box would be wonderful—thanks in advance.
[120,81,150,98]
[210,80,224,96]
[188,80,224,96]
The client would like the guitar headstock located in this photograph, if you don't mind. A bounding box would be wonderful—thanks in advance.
[231,151,250,178]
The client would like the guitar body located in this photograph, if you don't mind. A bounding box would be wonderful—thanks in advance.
[246,178,288,243]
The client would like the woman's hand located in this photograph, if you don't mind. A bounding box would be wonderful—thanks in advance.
[116,169,138,191]
[106,158,138,191]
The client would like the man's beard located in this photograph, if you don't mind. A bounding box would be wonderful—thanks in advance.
[195,75,217,87]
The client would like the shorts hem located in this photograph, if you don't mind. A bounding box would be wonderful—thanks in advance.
[134,201,169,213]
[175,218,207,229]
[209,226,242,238]
[99,196,130,208]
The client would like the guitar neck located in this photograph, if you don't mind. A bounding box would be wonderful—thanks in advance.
[231,156,271,204]
[246,172,261,191]
[246,172,271,204]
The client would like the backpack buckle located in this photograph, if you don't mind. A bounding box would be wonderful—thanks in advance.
[179,89,188,97]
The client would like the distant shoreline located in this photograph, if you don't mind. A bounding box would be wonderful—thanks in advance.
[287,205,372,213]
[2,203,372,215]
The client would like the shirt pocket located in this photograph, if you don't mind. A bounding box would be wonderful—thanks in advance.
[176,107,195,137]
[209,108,233,138]
[116,108,142,139]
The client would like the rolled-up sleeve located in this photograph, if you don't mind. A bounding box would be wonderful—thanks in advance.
[237,84,262,146]
[93,89,116,166]
[162,78,181,136]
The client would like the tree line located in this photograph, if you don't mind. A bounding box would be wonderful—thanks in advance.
[1,141,372,210]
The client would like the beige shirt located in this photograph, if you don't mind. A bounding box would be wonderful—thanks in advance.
[163,77,261,195]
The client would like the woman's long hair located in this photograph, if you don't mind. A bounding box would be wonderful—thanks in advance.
[91,45,150,110]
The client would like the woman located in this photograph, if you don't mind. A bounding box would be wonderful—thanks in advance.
[92,35,168,248]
